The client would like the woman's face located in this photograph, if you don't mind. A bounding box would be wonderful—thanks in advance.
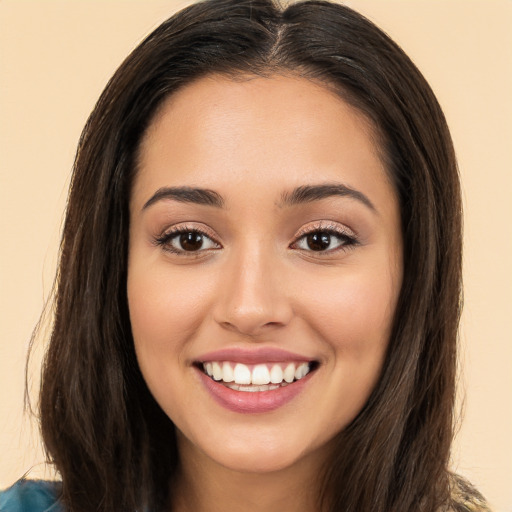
[128,75,402,475]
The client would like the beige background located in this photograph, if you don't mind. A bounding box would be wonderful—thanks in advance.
[1,1,511,510]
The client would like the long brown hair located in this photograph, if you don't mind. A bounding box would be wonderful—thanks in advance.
[37,1,462,510]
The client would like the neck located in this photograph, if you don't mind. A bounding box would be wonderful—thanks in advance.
[171,437,325,512]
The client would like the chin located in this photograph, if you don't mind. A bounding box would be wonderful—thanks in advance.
[178,422,333,476]
[209,449,308,475]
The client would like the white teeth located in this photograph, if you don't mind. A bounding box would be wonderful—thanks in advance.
[212,362,223,381]
[294,362,309,380]
[222,362,234,382]
[226,383,283,392]
[251,364,270,385]
[283,363,296,383]
[201,361,313,387]
[233,363,251,385]
[269,364,284,384]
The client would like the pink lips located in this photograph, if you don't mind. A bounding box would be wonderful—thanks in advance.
[195,347,316,414]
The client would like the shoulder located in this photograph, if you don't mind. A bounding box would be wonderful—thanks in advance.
[0,480,63,512]
[448,473,493,512]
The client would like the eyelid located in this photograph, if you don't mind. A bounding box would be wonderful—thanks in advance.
[290,220,360,254]
[157,222,219,241]
[154,222,222,255]
[292,220,357,241]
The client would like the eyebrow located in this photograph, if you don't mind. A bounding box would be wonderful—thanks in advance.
[142,182,376,213]
[279,183,377,212]
[142,186,224,210]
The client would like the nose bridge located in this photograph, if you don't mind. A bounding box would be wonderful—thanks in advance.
[215,237,291,335]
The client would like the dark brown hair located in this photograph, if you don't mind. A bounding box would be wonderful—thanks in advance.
[36,1,462,510]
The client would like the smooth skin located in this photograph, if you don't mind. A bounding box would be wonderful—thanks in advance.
[127,74,403,512]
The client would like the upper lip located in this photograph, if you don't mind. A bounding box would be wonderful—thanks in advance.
[196,347,316,364]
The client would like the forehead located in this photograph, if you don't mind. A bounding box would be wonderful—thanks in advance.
[132,73,393,210]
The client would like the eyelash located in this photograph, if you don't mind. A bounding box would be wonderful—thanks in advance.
[154,225,220,256]
[154,223,358,256]
[290,223,359,254]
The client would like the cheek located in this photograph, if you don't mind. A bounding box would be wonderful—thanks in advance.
[297,265,399,354]
[128,263,209,346]
[126,262,213,401]
[126,262,215,425]
[294,265,399,430]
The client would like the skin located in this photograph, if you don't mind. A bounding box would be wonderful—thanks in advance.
[127,74,403,512]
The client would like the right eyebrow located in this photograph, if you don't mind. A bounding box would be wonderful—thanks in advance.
[142,186,225,211]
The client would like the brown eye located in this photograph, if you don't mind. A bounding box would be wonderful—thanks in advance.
[306,232,332,251]
[180,232,204,251]
[292,228,357,254]
[156,228,220,255]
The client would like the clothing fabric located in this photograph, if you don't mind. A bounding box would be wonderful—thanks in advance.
[0,476,493,511]
[0,480,62,512]
[449,474,493,512]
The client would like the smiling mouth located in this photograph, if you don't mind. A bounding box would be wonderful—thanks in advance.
[197,360,319,392]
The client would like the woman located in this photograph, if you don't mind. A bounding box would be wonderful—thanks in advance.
[0,0,492,511]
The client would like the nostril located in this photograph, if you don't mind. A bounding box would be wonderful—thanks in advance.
[217,320,289,338]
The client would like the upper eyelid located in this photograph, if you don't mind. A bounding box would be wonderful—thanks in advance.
[158,222,218,240]
[293,221,357,239]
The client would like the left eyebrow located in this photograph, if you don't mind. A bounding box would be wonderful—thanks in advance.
[279,183,377,213]
[142,186,225,211]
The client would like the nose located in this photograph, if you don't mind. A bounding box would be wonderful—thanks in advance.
[213,245,293,337]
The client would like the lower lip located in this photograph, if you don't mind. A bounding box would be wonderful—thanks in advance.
[197,368,313,414]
